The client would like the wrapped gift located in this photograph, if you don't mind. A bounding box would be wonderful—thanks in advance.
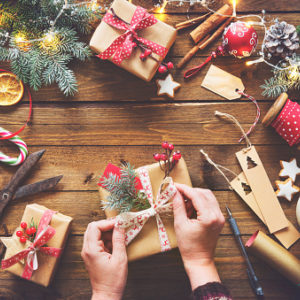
[1,204,72,287]
[89,0,177,81]
[98,158,192,261]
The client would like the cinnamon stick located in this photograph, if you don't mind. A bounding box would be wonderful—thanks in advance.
[190,4,233,43]
[177,36,210,69]
[175,13,211,30]
[177,18,233,69]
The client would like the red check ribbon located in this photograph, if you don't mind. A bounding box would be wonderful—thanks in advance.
[1,210,62,280]
[97,6,167,65]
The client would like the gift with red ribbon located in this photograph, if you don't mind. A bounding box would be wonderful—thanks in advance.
[1,204,72,287]
[98,158,192,261]
[90,0,177,81]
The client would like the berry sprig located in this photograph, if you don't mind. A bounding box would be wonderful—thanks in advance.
[136,41,174,74]
[153,142,181,178]
[16,218,38,244]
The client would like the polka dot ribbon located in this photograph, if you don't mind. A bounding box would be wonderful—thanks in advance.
[271,99,300,146]
[97,6,167,65]
[115,167,177,252]
[1,210,62,280]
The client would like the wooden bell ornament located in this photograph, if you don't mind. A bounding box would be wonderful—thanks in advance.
[262,93,300,150]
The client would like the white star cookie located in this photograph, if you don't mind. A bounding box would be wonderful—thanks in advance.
[279,158,300,182]
[275,178,300,201]
[156,74,181,98]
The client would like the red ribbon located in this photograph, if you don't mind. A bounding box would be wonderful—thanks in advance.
[97,6,167,65]
[0,69,32,140]
[271,99,300,147]
[1,210,62,280]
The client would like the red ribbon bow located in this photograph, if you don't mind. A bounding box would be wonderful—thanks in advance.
[1,210,62,280]
[97,6,167,65]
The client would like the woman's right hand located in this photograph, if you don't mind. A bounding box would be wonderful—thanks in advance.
[172,183,225,289]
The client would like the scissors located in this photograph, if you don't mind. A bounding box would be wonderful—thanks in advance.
[0,149,63,218]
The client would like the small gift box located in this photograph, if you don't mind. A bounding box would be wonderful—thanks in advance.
[1,204,72,287]
[98,158,192,261]
[89,0,177,81]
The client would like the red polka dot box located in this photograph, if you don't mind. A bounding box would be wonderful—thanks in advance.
[90,0,177,82]
[1,204,72,287]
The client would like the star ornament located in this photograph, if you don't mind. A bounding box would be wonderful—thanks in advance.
[156,74,181,98]
[279,158,300,182]
[275,178,300,202]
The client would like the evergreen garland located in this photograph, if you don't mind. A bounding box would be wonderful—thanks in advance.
[101,163,150,213]
[260,55,300,98]
[0,0,102,96]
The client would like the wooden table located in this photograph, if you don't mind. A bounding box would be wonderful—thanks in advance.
[1,1,300,299]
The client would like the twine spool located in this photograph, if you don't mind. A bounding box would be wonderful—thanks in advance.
[262,93,300,149]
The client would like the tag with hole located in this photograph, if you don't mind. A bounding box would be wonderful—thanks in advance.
[201,65,245,100]
[235,146,288,234]
[230,172,300,249]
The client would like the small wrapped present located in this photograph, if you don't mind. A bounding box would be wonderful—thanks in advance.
[89,0,177,81]
[1,204,72,287]
[98,158,192,261]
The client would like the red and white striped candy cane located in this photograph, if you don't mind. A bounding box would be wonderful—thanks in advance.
[0,127,28,166]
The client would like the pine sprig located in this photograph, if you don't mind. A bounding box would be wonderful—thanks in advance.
[101,163,150,213]
[28,217,38,242]
[0,0,101,96]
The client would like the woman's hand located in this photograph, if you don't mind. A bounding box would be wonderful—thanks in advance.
[173,183,225,289]
[81,219,128,300]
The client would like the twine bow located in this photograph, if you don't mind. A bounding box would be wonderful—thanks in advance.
[97,6,167,65]
[1,210,62,280]
[115,167,177,252]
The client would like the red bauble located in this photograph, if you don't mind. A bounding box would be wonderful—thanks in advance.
[222,21,258,59]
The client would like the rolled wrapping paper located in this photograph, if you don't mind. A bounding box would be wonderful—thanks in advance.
[246,231,300,285]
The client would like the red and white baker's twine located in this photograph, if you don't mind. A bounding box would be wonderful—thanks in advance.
[1,209,61,280]
[115,167,177,252]
[271,99,300,147]
[0,127,28,166]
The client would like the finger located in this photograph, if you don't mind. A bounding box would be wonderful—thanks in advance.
[175,183,205,212]
[112,226,127,259]
[172,190,188,224]
[85,219,115,250]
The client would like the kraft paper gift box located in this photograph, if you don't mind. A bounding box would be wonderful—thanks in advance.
[1,204,72,287]
[98,158,192,261]
[89,0,177,82]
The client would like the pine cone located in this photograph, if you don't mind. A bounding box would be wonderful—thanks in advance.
[265,19,299,58]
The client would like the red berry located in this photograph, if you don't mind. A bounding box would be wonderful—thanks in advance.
[161,154,167,161]
[20,222,27,230]
[144,49,152,57]
[20,236,27,243]
[158,65,167,74]
[173,151,182,161]
[153,153,161,161]
[30,227,36,235]
[26,228,32,235]
[167,62,174,70]
[16,230,23,237]
[162,141,169,149]
[168,143,174,151]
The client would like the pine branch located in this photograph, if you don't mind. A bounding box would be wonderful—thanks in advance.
[102,164,151,213]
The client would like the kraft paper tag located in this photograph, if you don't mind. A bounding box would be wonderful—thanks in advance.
[235,146,288,234]
[201,65,245,100]
[230,173,300,249]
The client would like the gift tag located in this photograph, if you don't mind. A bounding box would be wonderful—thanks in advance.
[201,65,244,100]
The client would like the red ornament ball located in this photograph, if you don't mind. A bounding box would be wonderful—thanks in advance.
[222,21,258,59]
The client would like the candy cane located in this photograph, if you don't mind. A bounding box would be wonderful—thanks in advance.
[0,127,28,166]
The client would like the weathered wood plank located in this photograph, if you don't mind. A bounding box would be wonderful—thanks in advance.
[0,236,299,299]
[0,189,298,236]
[0,103,295,145]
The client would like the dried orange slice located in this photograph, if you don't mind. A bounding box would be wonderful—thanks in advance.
[0,72,24,106]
